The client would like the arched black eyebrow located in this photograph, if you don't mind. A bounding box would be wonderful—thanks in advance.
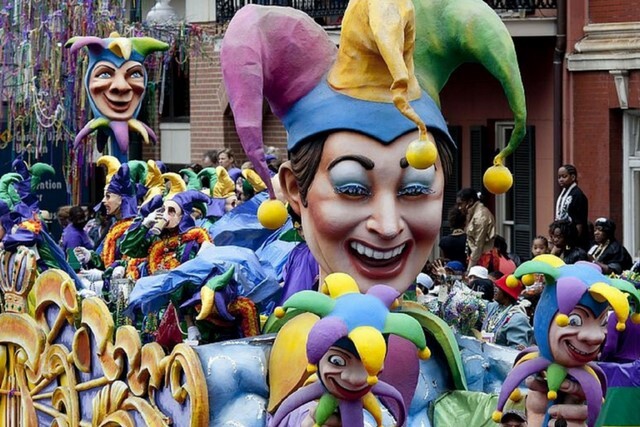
[328,155,375,171]
[400,157,438,171]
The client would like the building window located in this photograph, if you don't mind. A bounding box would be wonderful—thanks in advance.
[622,111,640,260]
[161,59,190,122]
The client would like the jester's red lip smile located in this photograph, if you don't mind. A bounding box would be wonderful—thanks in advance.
[347,240,410,280]
[103,96,134,113]
[327,377,371,400]
[564,340,599,364]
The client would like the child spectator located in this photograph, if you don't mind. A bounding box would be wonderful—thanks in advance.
[530,235,549,258]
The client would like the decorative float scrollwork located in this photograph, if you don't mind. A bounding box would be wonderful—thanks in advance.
[0,246,209,426]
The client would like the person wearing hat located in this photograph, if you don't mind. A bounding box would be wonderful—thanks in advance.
[481,275,532,349]
[120,189,212,277]
[1,156,86,288]
[220,0,529,424]
[74,160,140,280]
[467,265,495,302]
[500,399,527,427]
[587,217,633,275]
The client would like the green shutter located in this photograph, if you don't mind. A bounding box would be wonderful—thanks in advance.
[470,126,486,193]
[441,126,462,237]
[512,126,535,261]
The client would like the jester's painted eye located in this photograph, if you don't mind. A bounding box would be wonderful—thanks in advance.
[328,355,346,367]
[334,183,371,198]
[568,313,583,327]
[397,183,434,197]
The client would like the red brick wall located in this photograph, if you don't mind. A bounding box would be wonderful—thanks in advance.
[589,0,640,23]
[570,71,623,226]
[190,37,224,164]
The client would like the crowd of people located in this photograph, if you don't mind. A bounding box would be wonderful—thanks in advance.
[416,171,640,390]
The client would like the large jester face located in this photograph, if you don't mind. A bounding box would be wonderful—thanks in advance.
[548,305,608,367]
[512,256,632,363]
[285,130,444,293]
[318,345,372,401]
[89,60,146,121]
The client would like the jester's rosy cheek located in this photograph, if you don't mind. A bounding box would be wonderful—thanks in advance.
[319,346,373,401]
[548,306,607,367]
[89,60,146,121]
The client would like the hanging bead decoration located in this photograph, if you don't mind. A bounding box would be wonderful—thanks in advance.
[0,1,206,203]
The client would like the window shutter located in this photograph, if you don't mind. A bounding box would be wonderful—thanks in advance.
[512,126,536,261]
[441,126,462,237]
[470,126,486,192]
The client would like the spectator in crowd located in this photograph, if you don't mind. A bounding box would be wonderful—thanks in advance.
[499,399,528,427]
[439,205,467,268]
[481,275,532,349]
[85,206,110,249]
[456,188,496,271]
[492,235,517,275]
[555,164,589,249]
[549,219,588,264]
[467,265,494,302]
[202,150,218,168]
[530,235,549,258]
[61,205,94,253]
[217,148,237,171]
[588,217,633,275]
[521,236,550,318]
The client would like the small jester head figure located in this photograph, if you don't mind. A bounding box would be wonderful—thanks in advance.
[66,32,169,154]
[493,255,636,426]
[271,272,430,427]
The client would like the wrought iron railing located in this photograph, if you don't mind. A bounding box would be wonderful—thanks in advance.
[215,0,557,24]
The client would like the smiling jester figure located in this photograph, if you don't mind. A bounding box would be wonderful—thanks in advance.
[65,32,168,157]
[494,255,636,426]
[270,273,431,427]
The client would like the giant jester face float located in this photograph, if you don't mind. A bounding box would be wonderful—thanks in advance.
[493,255,640,426]
[66,32,169,155]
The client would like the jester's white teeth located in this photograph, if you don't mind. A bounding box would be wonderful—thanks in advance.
[350,242,405,260]
[567,342,598,357]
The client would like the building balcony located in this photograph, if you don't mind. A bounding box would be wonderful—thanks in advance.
[214,0,557,25]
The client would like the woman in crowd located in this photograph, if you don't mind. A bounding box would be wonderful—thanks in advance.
[549,219,588,264]
[481,275,532,349]
[588,217,633,275]
[456,188,496,271]
[217,148,237,171]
